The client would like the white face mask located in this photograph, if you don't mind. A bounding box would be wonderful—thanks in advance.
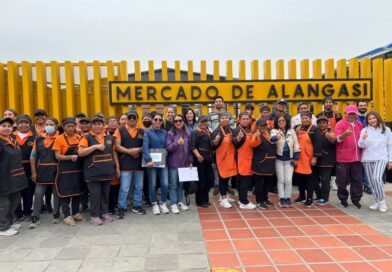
[45,126,56,134]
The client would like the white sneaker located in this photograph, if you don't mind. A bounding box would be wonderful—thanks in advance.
[220,198,232,208]
[170,204,180,214]
[0,228,18,236]
[10,223,21,230]
[152,204,161,215]
[239,202,256,210]
[369,202,379,211]
[378,200,387,213]
[160,203,170,214]
[178,202,189,211]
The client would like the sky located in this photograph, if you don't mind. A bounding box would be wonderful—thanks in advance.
[0,0,391,73]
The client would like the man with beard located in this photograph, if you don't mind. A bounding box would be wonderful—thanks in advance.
[316,97,342,131]
[356,100,372,195]
[269,99,291,122]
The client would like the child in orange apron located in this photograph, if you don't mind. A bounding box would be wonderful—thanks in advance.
[212,112,238,208]
[232,112,256,209]
[250,119,277,209]
[294,112,322,207]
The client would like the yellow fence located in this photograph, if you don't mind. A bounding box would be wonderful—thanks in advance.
[0,59,391,121]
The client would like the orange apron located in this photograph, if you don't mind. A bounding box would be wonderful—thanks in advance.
[295,125,314,175]
[216,127,238,178]
[328,111,337,131]
[237,126,253,176]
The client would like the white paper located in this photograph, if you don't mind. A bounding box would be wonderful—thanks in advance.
[178,167,199,182]
[150,153,162,162]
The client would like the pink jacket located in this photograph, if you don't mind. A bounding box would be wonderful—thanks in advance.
[335,119,363,162]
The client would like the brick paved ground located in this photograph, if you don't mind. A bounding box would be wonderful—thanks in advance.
[0,184,391,272]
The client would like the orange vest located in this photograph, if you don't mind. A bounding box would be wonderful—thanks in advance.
[216,127,238,178]
[295,125,314,175]
[236,127,253,176]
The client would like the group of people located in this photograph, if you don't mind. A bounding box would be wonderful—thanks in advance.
[0,95,391,236]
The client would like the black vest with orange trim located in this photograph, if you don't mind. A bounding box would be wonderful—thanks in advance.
[18,134,35,179]
[82,134,116,182]
[35,135,58,184]
[0,138,28,195]
[251,134,276,175]
[118,126,144,171]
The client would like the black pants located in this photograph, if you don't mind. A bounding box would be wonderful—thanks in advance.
[0,192,20,231]
[60,196,80,218]
[254,175,273,203]
[108,184,119,213]
[195,160,214,205]
[17,179,35,216]
[87,181,110,217]
[296,172,316,201]
[238,175,252,204]
[219,176,231,196]
[44,185,52,208]
[336,162,363,203]
[316,167,333,201]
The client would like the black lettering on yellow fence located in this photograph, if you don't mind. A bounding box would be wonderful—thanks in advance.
[109,79,372,105]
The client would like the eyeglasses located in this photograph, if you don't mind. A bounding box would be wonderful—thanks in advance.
[174,119,183,123]
[154,118,163,122]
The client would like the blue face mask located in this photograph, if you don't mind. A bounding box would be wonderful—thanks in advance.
[45,126,56,134]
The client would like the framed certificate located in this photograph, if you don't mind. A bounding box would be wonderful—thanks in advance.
[142,148,167,168]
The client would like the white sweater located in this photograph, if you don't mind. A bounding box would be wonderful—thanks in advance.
[358,126,392,162]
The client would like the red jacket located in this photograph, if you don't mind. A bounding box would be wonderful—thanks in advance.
[335,119,363,163]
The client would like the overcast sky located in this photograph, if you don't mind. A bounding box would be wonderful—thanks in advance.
[1,0,391,72]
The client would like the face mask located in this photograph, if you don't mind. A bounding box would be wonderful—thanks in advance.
[45,126,56,134]
[143,121,152,127]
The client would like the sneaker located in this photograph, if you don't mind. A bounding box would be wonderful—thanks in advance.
[213,185,219,196]
[117,208,125,219]
[152,204,161,215]
[72,213,87,222]
[52,212,60,224]
[340,199,348,208]
[279,198,287,208]
[258,202,268,209]
[304,200,313,208]
[144,200,152,207]
[132,206,146,215]
[29,216,40,229]
[178,202,189,211]
[286,198,293,207]
[220,198,232,208]
[90,217,103,226]
[227,195,236,203]
[101,214,114,223]
[64,216,76,227]
[265,200,273,206]
[352,201,361,209]
[378,200,387,213]
[369,202,379,211]
[239,202,256,210]
[317,199,329,206]
[10,223,22,230]
[0,228,18,236]
[295,196,306,203]
[160,203,170,214]
[170,204,180,214]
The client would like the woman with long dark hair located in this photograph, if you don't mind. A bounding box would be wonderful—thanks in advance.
[358,111,392,212]
[184,108,197,133]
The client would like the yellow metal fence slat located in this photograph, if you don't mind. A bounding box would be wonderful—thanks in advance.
[21,61,33,117]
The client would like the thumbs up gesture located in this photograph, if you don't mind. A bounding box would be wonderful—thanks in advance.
[363,129,368,139]
[238,130,244,140]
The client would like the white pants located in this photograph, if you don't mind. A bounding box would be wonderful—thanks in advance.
[276,160,294,199]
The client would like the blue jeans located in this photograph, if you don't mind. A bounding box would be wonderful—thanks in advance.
[118,171,144,209]
[168,168,184,205]
[147,167,168,204]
